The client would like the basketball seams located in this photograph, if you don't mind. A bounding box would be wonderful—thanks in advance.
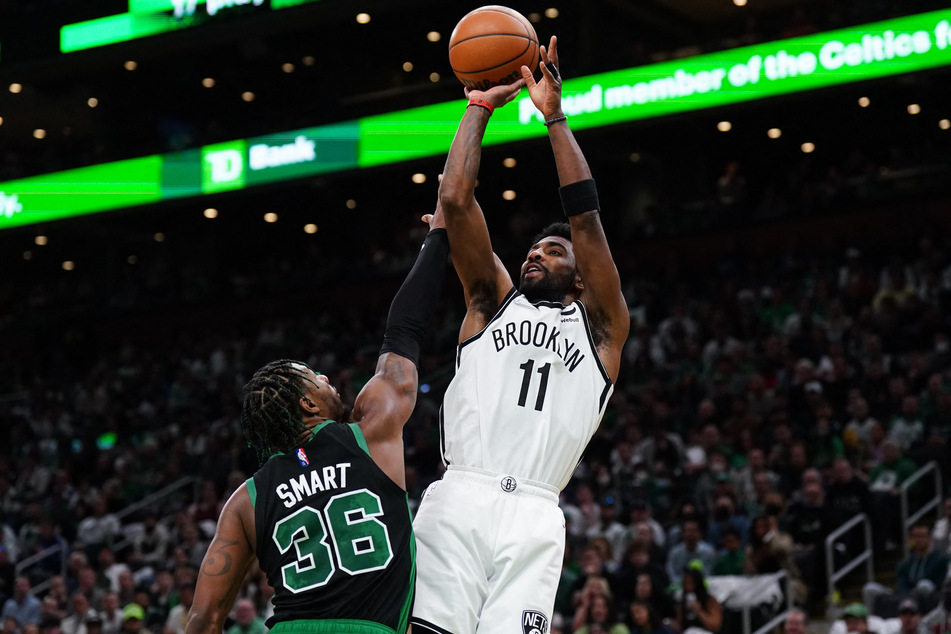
[449,33,535,73]
[448,5,539,84]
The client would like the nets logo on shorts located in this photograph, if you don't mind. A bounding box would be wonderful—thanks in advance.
[522,610,549,634]
[501,476,518,492]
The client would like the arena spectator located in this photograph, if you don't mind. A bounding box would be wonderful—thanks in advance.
[627,499,666,551]
[744,515,807,605]
[675,567,721,634]
[634,425,685,487]
[1,578,41,628]
[631,572,675,623]
[863,521,949,617]
[888,396,925,452]
[96,551,129,596]
[39,615,61,634]
[146,571,174,628]
[615,542,671,614]
[867,440,917,551]
[824,457,871,557]
[563,485,601,548]
[587,497,628,567]
[920,579,951,634]
[666,520,715,584]
[711,527,745,576]
[60,596,90,634]
[75,501,119,561]
[895,598,922,634]
[625,601,674,634]
[572,585,629,634]
[114,572,136,608]
[783,608,807,634]
[932,498,951,555]
[626,525,663,570]
[83,610,104,634]
[25,522,68,583]
[163,584,193,634]
[97,594,121,634]
[16,455,51,506]
[828,602,890,634]
[844,397,878,448]
[73,569,104,611]
[39,598,64,627]
[784,468,828,611]
[45,579,67,616]
[119,605,143,634]
[705,496,750,551]
[225,599,265,634]
[692,452,731,519]
[129,514,168,572]
[569,544,618,608]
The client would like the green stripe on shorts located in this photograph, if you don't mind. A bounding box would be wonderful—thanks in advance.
[270,619,396,634]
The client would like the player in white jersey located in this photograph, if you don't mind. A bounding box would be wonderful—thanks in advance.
[411,36,629,634]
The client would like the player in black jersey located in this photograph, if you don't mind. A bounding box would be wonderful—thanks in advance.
[184,206,450,634]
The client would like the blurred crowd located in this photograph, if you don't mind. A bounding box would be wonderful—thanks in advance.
[2,168,951,634]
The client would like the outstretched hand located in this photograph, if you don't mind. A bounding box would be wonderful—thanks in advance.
[464,79,524,110]
[520,35,562,118]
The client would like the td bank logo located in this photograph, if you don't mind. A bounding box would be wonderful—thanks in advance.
[0,191,23,218]
[202,140,246,193]
[202,135,319,193]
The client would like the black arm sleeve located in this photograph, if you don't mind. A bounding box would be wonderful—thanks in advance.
[379,228,449,366]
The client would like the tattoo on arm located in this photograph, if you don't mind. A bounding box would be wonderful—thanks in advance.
[382,356,414,396]
[460,118,485,183]
[200,538,238,578]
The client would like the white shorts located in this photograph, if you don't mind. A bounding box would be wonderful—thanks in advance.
[411,466,565,634]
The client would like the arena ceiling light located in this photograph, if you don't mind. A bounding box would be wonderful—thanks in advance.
[2,7,950,231]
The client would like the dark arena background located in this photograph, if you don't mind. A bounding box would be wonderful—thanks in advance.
[1,1,950,632]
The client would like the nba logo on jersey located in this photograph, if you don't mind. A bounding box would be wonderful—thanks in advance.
[522,610,548,634]
[296,448,309,467]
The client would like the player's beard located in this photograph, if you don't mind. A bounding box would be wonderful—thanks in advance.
[519,266,577,303]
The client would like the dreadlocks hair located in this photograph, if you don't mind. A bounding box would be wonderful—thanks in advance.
[531,221,572,247]
[241,359,312,464]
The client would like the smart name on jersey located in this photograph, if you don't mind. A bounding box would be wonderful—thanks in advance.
[275,462,351,508]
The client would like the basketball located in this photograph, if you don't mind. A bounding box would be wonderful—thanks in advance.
[448,5,539,91]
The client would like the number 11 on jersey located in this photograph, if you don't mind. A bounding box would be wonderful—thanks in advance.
[517,358,551,411]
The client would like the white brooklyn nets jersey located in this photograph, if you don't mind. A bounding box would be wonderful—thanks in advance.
[441,289,613,491]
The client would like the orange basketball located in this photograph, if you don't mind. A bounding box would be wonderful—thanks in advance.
[448,5,539,91]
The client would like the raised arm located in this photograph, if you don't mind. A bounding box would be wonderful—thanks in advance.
[186,485,255,634]
[521,36,629,381]
[439,82,523,338]
[352,205,450,488]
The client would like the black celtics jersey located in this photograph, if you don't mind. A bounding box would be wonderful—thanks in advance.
[249,421,415,633]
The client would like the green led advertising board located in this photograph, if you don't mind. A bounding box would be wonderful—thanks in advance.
[0,157,163,230]
[60,0,325,53]
[1,8,949,230]
[359,9,951,164]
